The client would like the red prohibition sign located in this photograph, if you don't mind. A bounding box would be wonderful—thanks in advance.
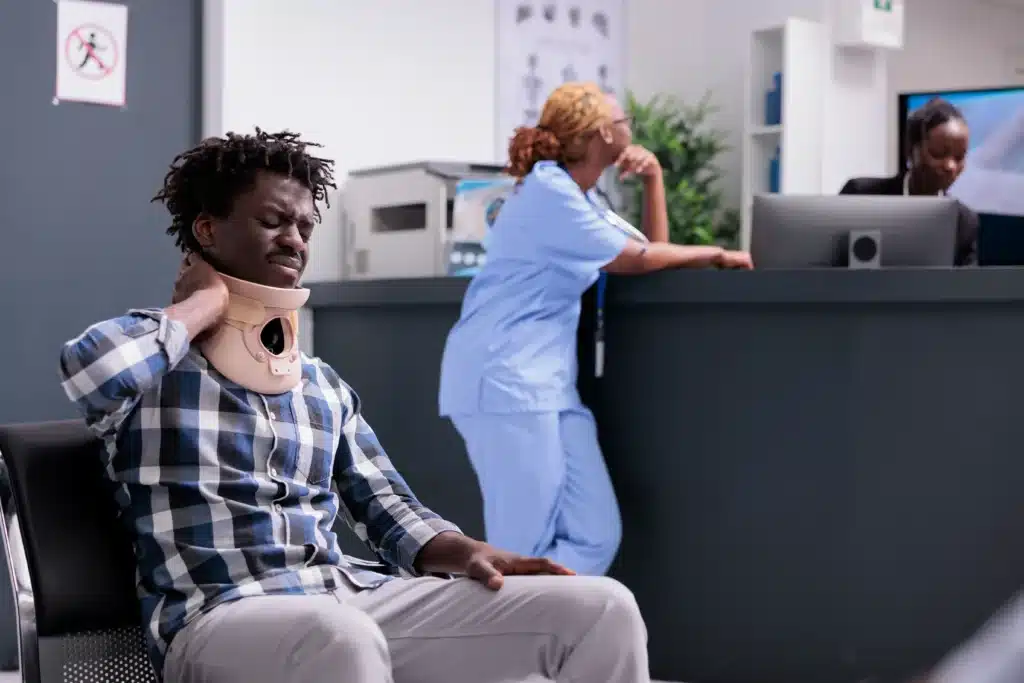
[64,23,118,80]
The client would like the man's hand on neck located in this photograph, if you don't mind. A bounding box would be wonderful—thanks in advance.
[166,255,229,341]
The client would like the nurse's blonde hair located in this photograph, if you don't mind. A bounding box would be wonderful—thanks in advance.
[505,82,613,178]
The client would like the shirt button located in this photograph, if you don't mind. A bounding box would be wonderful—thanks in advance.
[273,503,283,513]
[269,467,278,478]
[269,411,277,421]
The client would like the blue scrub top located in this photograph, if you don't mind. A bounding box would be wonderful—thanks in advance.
[438,161,632,416]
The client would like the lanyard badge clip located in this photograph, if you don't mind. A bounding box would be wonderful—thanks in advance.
[595,272,607,378]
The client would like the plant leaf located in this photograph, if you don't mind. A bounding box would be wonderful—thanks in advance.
[624,90,737,247]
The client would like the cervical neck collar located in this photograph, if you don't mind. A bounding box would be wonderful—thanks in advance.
[197,273,310,394]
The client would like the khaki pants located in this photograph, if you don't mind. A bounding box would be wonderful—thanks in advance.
[163,574,649,683]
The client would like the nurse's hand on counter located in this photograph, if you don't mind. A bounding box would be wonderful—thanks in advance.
[717,250,754,270]
[615,144,661,180]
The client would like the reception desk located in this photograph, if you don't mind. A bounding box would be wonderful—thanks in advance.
[308,269,1024,683]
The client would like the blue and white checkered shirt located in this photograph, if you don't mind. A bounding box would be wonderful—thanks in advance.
[58,309,460,675]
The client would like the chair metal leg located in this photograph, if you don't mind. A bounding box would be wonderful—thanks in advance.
[16,593,37,683]
[6,518,29,603]
[0,501,38,683]
[0,533,15,674]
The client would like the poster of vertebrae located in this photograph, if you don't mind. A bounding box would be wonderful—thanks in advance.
[496,0,626,161]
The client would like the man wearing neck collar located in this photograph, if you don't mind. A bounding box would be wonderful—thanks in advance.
[58,129,648,683]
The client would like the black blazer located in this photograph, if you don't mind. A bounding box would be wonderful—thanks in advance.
[839,174,978,266]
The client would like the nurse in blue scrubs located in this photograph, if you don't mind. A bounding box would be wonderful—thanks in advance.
[438,82,753,576]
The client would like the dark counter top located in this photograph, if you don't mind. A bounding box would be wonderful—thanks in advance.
[611,267,1024,305]
[307,268,1024,309]
[308,278,468,308]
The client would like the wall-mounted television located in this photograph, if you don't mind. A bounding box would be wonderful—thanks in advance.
[898,87,1024,219]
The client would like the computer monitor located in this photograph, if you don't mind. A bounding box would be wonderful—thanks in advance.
[750,195,960,269]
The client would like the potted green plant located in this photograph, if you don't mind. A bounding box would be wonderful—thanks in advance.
[623,91,739,247]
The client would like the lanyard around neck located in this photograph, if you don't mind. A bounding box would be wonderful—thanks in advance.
[588,187,647,379]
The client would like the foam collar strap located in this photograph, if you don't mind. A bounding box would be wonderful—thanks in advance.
[197,273,310,394]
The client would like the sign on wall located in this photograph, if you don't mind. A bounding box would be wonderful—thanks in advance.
[55,0,129,107]
[835,0,905,50]
[495,0,626,161]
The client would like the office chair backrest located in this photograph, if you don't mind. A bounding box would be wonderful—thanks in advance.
[0,419,155,682]
[0,420,138,636]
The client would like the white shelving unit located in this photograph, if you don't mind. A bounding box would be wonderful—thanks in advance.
[740,18,830,250]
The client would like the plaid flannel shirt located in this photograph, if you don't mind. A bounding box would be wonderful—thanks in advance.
[58,309,460,675]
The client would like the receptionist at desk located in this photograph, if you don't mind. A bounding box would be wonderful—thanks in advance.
[840,97,979,266]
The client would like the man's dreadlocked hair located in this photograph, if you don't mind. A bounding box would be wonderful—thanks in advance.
[152,128,337,253]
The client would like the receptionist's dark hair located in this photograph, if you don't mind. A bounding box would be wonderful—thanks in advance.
[905,98,966,162]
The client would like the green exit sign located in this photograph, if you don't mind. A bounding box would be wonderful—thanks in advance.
[874,0,892,10]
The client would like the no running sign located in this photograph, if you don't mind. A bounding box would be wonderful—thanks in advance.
[55,0,128,107]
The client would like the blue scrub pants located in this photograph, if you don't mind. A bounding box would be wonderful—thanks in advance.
[450,407,622,576]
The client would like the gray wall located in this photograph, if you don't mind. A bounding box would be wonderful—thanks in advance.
[0,0,201,423]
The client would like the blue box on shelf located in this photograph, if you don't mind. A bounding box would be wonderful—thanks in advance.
[764,91,779,126]
[763,71,783,126]
[768,147,781,194]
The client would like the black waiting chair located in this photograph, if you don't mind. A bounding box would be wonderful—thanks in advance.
[0,419,157,682]
[0,419,402,682]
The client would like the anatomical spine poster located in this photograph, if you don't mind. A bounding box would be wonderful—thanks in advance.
[495,0,626,161]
